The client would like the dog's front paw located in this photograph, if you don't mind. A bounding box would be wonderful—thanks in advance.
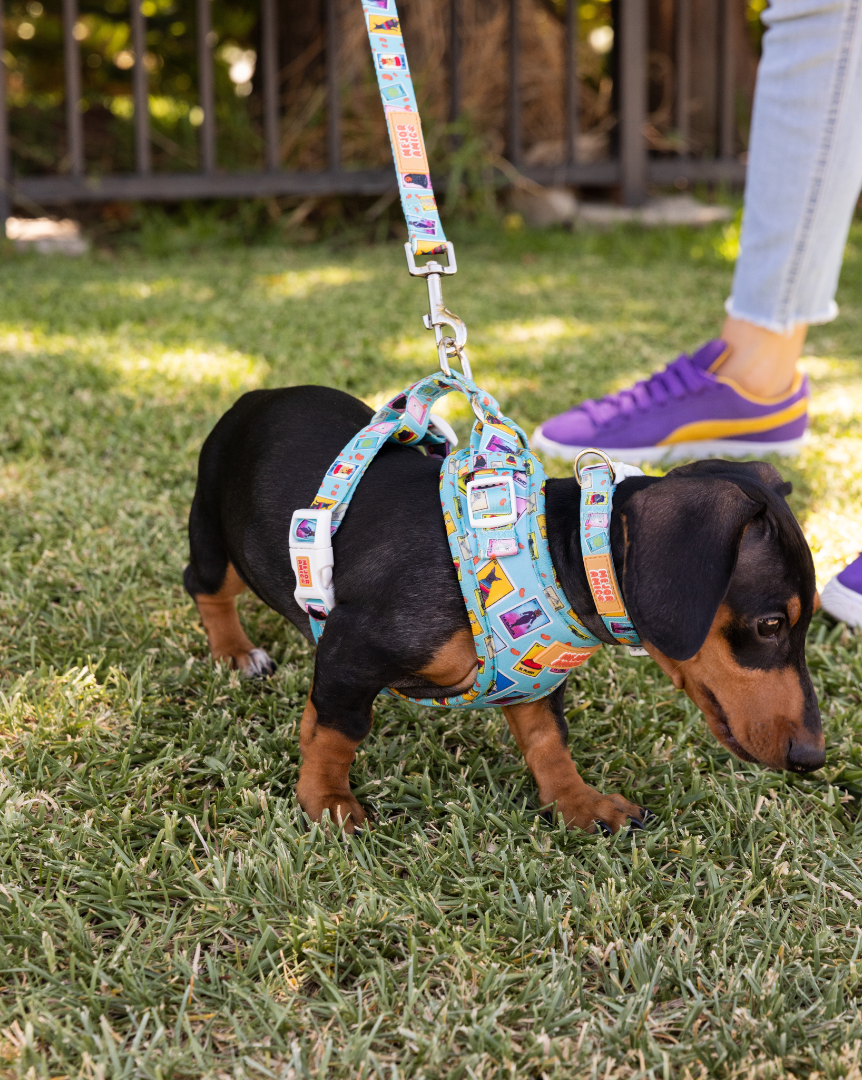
[234,647,276,677]
[552,784,646,835]
[297,788,367,833]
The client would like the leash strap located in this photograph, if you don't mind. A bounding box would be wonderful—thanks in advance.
[360,0,448,257]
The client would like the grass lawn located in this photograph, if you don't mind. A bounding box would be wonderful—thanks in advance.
[2,219,862,1079]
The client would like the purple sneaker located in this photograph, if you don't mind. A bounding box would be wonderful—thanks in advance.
[821,553,862,630]
[532,339,809,464]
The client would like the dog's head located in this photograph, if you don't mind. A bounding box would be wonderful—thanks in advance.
[619,460,823,773]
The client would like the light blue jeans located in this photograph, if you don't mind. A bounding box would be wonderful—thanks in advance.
[727,0,862,333]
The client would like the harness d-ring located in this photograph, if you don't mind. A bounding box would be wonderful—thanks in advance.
[574,448,617,487]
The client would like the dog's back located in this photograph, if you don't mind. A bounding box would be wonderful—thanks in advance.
[186,385,467,653]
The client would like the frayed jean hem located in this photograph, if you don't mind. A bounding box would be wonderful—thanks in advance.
[724,297,839,334]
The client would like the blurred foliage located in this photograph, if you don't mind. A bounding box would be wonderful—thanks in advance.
[746,0,768,51]
[2,0,767,232]
[4,0,261,175]
[4,0,625,181]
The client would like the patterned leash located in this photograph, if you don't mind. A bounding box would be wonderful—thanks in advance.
[360,0,471,380]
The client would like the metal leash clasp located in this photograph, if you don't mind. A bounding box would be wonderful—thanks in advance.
[404,241,472,380]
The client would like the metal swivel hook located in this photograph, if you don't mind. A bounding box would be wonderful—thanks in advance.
[404,241,472,380]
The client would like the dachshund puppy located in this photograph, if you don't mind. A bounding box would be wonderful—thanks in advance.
[184,386,824,834]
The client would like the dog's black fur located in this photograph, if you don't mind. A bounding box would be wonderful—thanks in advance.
[185,385,825,830]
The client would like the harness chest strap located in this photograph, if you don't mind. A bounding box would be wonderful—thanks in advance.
[577,457,645,649]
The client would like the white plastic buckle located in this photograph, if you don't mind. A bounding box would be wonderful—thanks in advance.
[289,509,335,614]
[612,461,646,482]
[466,475,517,529]
[428,411,458,448]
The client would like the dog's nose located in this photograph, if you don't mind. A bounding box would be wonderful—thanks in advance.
[786,740,825,773]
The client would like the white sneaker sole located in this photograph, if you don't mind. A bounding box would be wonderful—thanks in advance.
[530,425,808,465]
[820,576,862,630]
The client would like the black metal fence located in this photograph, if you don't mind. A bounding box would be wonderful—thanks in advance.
[0,0,748,219]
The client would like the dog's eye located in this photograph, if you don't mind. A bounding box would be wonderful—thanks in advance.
[757,617,782,638]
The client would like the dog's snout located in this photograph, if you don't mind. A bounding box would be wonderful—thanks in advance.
[786,740,825,773]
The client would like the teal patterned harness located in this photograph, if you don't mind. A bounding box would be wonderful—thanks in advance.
[288,374,641,709]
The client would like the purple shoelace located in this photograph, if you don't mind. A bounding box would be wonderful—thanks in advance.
[580,353,712,427]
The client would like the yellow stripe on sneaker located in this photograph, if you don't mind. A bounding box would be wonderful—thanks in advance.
[714,369,805,404]
[657,397,807,446]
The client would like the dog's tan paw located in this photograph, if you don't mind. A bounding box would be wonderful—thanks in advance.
[297,788,367,833]
[231,647,276,677]
[552,785,646,835]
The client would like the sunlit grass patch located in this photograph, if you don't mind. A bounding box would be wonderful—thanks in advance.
[486,315,589,343]
[111,343,269,393]
[257,265,373,299]
[0,223,861,1078]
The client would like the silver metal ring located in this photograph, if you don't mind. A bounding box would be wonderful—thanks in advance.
[573,447,616,487]
[439,338,473,382]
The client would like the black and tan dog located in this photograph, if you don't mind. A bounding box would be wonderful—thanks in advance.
[184,385,825,834]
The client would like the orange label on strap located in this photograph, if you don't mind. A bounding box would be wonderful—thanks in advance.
[583,553,625,616]
[295,555,313,589]
[387,109,429,173]
[533,641,601,670]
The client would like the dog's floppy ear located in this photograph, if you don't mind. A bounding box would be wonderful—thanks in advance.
[620,477,765,661]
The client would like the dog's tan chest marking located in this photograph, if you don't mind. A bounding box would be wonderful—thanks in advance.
[416,629,478,692]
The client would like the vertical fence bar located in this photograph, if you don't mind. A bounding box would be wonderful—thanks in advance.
[326,0,341,172]
[62,0,84,177]
[618,0,647,205]
[565,0,578,167]
[508,0,521,165]
[261,0,279,170]
[131,0,151,173]
[675,0,690,155]
[718,0,734,158]
[0,0,8,221]
[449,0,461,123]
[197,0,216,172]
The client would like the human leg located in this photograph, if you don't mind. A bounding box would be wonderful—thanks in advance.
[533,0,862,462]
[717,318,808,399]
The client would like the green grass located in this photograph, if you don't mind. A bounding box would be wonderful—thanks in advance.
[2,219,862,1079]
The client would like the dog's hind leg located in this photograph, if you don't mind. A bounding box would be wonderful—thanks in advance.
[188,563,275,677]
[503,683,645,835]
[184,492,275,676]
